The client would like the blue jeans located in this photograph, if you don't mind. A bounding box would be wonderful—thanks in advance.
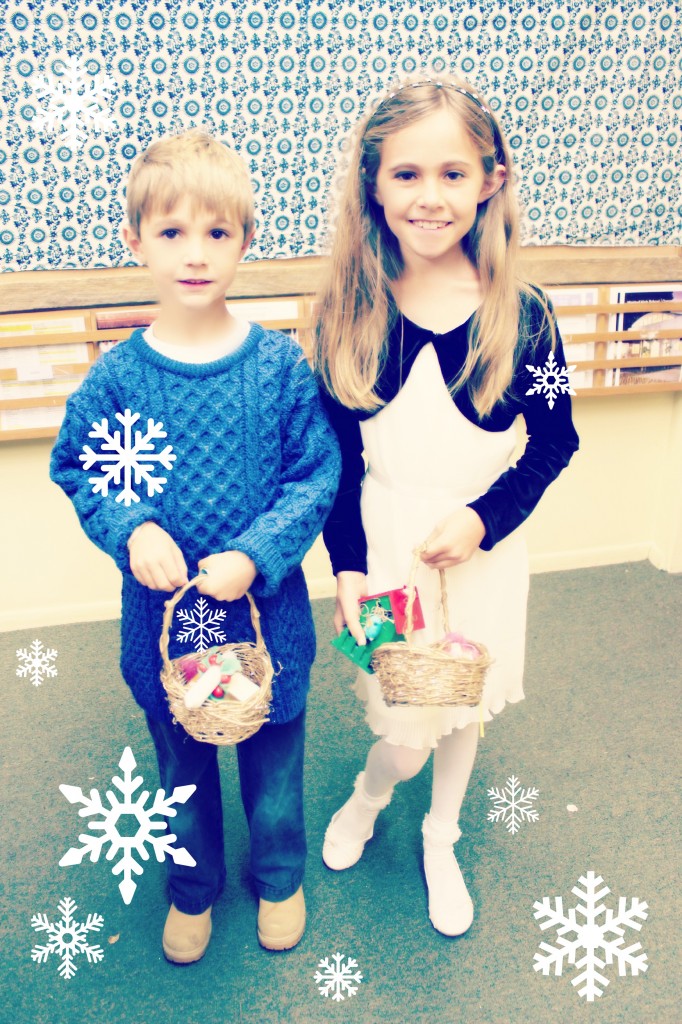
[146,708,307,914]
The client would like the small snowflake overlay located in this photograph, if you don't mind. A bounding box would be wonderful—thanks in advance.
[525,351,576,409]
[32,54,115,149]
[176,597,227,650]
[314,953,363,1002]
[533,871,649,1002]
[59,746,196,905]
[79,409,176,508]
[16,639,58,687]
[31,896,104,980]
[487,775,539,835]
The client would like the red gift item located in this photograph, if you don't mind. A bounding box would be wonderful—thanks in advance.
[359,586,425,634]
[179,656,200,681]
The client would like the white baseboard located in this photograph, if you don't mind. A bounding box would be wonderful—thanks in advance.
[312,544,656,590]
[1,599,121,633]
[648,542,682,574]
[528,542,651,574]
[2,544,675,633]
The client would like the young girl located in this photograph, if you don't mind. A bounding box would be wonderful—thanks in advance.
[313,77,579,937]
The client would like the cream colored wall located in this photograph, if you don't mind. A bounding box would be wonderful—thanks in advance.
[1,392,680,631]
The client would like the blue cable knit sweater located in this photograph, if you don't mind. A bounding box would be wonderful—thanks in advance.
[50,324,341,724]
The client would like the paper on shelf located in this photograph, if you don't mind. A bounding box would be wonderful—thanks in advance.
[0,315,86,336]
[0,406,65,430]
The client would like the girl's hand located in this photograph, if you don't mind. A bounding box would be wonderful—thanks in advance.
[420,508,486,569]
[335,571,368,644]
[127,522,189,591]
[196,550,258,602]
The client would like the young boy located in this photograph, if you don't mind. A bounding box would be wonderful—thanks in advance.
[50,130,340,963]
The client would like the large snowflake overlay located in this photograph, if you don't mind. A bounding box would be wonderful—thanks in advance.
[31,896,104,980]
[16,639,58,687]
[314,953,363,1001]
[32,54,115,149]
[525,351,577,409]
[487,775,540,835]
[533,871,649,1002]
[79,409,176,507]
[176,597,228,650]
[59,746,197,905]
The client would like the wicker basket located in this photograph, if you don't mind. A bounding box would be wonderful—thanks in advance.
[370,550,492,707]
[160,576,273,744]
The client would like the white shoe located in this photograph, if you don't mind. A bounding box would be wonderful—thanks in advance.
[422,813,474,936]
[322,772,393,871]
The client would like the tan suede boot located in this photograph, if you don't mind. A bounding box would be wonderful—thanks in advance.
[162,904,212,964]
[257,886,306,951]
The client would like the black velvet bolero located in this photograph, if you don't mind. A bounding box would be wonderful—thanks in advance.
[320,290,580,576]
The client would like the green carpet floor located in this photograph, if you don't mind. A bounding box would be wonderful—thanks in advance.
[1,561,680,1024]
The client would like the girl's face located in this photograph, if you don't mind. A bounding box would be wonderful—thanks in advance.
[373,106,505,272]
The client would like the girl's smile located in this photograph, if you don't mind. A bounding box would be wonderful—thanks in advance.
[410,219,452,230]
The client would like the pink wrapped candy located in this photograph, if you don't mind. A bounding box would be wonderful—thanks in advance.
[441,632,480,660]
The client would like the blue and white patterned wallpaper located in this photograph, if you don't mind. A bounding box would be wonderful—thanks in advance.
[1,0,680,272]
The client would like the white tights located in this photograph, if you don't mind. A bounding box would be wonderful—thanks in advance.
[362,722,480,823]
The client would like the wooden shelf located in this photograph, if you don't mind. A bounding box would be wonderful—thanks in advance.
[1,246,680,315]
[1,248,680,440]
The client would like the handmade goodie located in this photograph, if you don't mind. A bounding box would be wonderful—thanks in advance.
[331,585,425,672]
[160,576,273,745]
[369,550,493,708]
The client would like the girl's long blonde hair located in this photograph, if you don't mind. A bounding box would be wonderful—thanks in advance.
[313,76,554,417]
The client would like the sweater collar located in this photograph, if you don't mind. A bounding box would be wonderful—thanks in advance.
[125,322,264,377]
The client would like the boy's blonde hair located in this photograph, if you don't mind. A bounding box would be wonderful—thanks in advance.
[126,129,255,240]
[313,76,554,417]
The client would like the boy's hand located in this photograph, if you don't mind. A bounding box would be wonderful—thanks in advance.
[127,522,189,591]
[420,507,486,569]
[196,550,258,602]
[335,571,367,645]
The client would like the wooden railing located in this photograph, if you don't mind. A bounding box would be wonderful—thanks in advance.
[0,246,680,440]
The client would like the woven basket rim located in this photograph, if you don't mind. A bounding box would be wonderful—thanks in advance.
[370,549,492,708]
[159,578,274,744]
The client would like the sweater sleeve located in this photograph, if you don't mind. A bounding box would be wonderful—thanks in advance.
[49,356,164,573]
[228,350,342,596]
[467,296,580,550]
[319,387,369,576]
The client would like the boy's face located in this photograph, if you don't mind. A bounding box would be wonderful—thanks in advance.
[124,197,253,319]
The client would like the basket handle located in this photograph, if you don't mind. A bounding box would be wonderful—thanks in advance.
[159,576,265,670]
[403,546,450,643]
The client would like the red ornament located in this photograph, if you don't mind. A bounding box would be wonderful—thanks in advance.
[180,657,199,681]
[212,685,224,699]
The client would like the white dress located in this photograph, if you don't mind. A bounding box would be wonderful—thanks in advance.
[354,343,529,749]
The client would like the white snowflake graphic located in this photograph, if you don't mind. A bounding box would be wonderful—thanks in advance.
[314,952,363,1001]
[16,639,58,687]
[59,746,197,905]
[487,774,540,835]
[79,409,176,507]
[525,351,577,409]
[32,54,115,149]
[176,597,228,650]
[31,896,104,980]
[533,871,649,1002]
